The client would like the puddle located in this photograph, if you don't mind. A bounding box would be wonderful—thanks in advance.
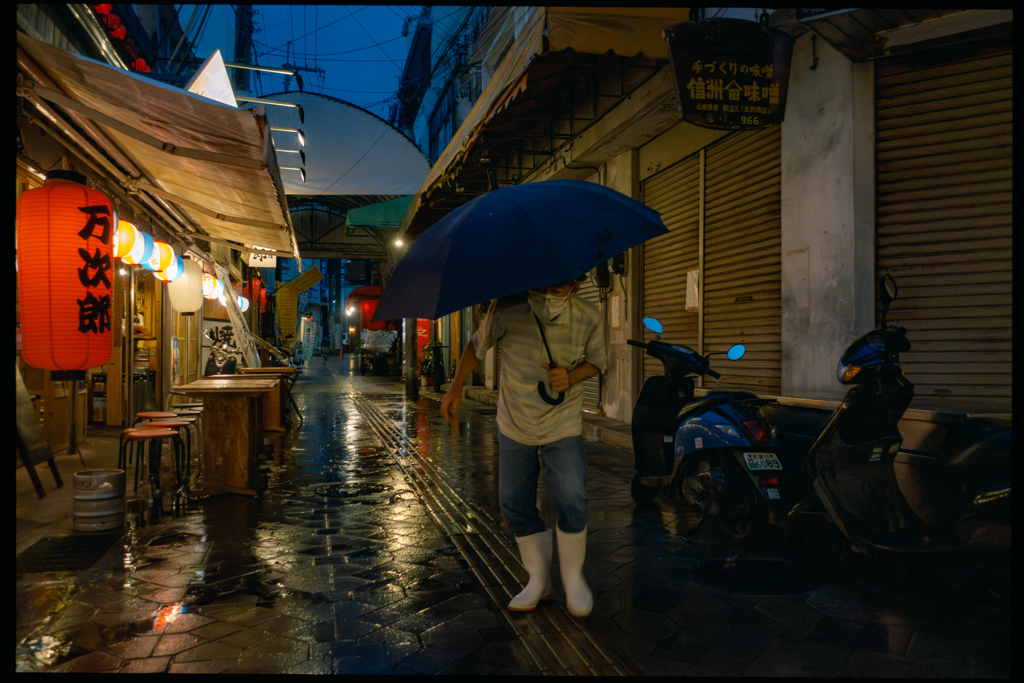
[312,484,393,498]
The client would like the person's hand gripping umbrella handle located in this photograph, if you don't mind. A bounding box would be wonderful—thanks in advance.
[533,313,565,406]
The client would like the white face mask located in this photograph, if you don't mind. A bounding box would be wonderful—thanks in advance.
[529,290,570,322]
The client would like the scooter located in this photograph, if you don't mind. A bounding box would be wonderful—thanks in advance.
[788,274,1011,557]
[628,322,782,539]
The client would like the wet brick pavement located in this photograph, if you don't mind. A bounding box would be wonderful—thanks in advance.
[16,356,1010,675]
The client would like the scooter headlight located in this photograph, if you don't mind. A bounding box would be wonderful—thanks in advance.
[837,359,862,384]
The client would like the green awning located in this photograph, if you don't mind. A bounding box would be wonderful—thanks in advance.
[344,196,414,232]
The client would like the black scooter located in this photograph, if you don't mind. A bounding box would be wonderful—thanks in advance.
[787,275,1011,557]
[628,321,782,539]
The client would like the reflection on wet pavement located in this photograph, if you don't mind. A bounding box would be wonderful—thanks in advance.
[15,357,1010,675]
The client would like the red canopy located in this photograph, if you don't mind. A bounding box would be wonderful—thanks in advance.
[345,285,396,331]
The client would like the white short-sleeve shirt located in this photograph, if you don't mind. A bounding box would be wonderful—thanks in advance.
[473,294,607,445]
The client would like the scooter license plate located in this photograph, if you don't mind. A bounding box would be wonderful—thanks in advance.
[743,452,782,470]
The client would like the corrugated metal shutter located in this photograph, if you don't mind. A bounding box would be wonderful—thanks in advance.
[875,41,1012,414]
[576,275,601,412]
[640,154,701,382]
[702,127,782,392]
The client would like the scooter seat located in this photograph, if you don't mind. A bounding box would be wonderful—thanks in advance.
[676,392,761,421]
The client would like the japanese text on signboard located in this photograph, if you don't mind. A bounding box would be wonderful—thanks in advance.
[76,205,113,334]
[665,18,794,131]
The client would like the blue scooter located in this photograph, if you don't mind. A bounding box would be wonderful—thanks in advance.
[628,319,781,539]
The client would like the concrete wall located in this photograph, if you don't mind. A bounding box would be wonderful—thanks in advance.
[599,151,638,423]
[779,32,875,397]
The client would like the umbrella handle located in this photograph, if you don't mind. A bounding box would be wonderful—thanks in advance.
[537,382,566,406]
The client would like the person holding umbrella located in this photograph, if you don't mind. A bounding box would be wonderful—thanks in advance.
[372,179,668,615]
[441,275,606,618]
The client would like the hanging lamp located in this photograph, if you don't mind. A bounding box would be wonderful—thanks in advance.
[168,258,204,312]
[16,170,114,370]
[145,241,174,272]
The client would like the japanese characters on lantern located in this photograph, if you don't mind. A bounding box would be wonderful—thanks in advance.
[16,170,114,370]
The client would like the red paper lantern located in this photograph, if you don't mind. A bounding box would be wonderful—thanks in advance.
[112,25,126,40]
[17,170,114,371]
[94,4,112,16]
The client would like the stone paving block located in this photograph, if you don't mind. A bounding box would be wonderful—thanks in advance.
[216,626,274,650]
[420,592,488,621]
[333,617,380,641]
[220,606,280,627]
[191,620,244,640]
[98,634,161,659]
[167,657,239,673]
[48,650,124,673]
[333,655,401,675]
[171,639,244,662]
[330,600,374,621]
[287,657,335,674]
[255,613,314,638]
[39,601,99,633]
[152,632,206,656]
[163,612,216,633]
[118,655,171,673]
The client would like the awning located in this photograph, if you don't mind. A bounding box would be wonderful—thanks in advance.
[344,196,415,231]
[17,32,301,263]
[399,7,691,239]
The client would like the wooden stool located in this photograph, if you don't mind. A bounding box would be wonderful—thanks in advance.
[118,428,185,514]
[134,411,178,428]
[140,419,195,493]
[168,409,203,474]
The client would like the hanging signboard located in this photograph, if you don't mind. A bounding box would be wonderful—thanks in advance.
[275,265,323,346]
[247,250,277,269]
[664,16,795,131]
[203,317,240,361]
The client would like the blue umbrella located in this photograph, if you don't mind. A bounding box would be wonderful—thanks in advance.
[373,180,668,321]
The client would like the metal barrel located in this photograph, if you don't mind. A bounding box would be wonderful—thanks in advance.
[73,469,125,532]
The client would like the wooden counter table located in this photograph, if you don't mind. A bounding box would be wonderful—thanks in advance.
[204,372,285,432]
[178,377,280,497]
[239,367,302,424]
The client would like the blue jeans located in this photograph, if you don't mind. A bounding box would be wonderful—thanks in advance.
[498,432,588,537]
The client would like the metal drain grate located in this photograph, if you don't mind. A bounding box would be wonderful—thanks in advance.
[16,534,123,574]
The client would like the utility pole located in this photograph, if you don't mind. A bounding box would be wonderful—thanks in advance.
[233,5,254,94]
[282,62,325,93]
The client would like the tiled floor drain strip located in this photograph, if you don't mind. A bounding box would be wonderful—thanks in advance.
[331,375,628,675]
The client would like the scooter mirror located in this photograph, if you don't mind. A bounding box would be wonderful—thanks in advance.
[879,274,898,327]
[881,274,898,303]
[727,344,746,361]
[642,318,663,335]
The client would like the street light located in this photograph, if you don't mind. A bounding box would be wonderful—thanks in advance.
[394,238,404,247]
[270,126,305,147]
[281,166,306,182]
[277,149,306,165]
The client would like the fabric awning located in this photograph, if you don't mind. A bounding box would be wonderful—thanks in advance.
[399,7,691,239]
[17,32,301,263]
[344,196,415,231]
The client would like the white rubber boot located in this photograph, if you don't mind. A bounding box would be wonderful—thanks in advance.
[508,529,553,611]
[556,526,592,618]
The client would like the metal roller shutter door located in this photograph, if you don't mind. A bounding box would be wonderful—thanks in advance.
[875,41,1012,414]
[702,127,782,393]
[641,155,701,382]
[576,275,602,412]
